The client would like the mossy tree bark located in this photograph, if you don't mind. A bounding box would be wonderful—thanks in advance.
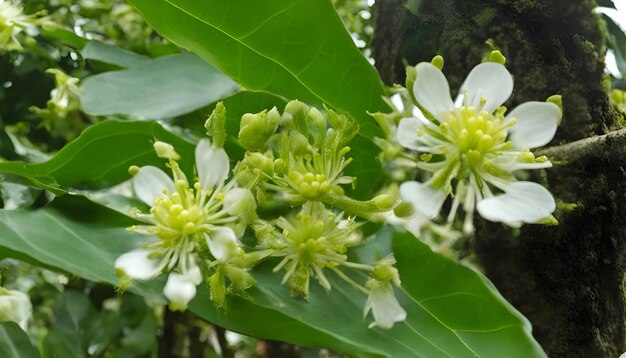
[372,0,626,356]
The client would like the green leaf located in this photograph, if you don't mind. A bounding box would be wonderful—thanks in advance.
[81,41,150,68]
[0,120,196,193]
[125,0,389,136]
[80,53,238,120]
[597,0,616,8]
[0,198,545,357]
[40,22,88,49]
[0,322,40,358]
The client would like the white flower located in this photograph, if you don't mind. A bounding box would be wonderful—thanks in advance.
[363,256,406,329]
[115,139,256,310]
[397,60,560,230]
[0,287,32,330]
[363,282,406,330]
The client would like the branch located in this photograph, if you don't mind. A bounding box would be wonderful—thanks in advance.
[537,128,626,162]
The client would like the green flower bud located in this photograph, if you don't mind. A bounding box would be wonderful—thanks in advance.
[238,107,280,151]
[289,131,310,154]
[205,102,227,148]
[488,50,506,65]
[546,94,563,125]
[209,271,226,308]
[222,265,255,291]
[243,152,274,177]
[283,100,310,134]
[431,55,444,70]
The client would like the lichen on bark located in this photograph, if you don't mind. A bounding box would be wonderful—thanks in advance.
[372,0,626,356]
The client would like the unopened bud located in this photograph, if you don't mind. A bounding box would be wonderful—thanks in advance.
[488,50,506,65]
[239,107,280,151]
[431,55,444,70]
[393,201,415,218]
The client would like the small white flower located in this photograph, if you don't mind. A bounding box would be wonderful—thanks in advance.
[398,59,560,229]
[363,282,406,330]
[363,256,406,330]
[115,139,255,310]
[163,264,202,311]
[0,287,32,330]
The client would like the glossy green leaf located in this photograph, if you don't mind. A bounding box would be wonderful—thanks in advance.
[0,322,40,358]
[40,22,88,49]
[81,41,150,68]
[125,0,388,136]
[80,53,238,120]
[0,197,545,357]
[0,120,196,193]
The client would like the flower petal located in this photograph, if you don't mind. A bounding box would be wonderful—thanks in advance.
[133,166,175,205]
[0,289,32,330]
[163,272,198,310]
[365,285,406,329]
[477,181,556,224]
[397,117,426,151]
[195,139,230,190]
[505,101,560,148]
[399,181,447,218]
[223,188,256,219]
[459,62,513,113]
[412,62,454,117]
[206,227,240,261]
[115,249,162,281]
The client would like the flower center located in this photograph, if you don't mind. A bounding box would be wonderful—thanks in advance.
[287,170,332,199]
[442,106,512,165]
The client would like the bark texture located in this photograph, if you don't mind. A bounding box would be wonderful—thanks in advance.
[373,0,626,356]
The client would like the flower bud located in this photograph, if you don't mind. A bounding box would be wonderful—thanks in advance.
[488,50,506,65]
[209,271,226,308]
[239,107,280,151]
[243,152,274,177]
[430,55,444,70]
[205,102,227,148]
[222,265,255,291]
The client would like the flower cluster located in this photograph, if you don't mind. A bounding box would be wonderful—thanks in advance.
[395,53,560,233]
[0,0,42,52]
[116,101,406,329]
[115,139,256,310]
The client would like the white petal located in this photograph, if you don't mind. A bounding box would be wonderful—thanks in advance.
[195,139,230,190]
[366,286,406,329]
[0,290,32,330]
[223,188,255,218]
[206,227,240,261]
[184,262,203,285]
[459,62,513,113]
[505,101,560,148]
[133,166,175,205]
[399,181,447,218]
[115,249,162,280]
[163,272,198,310]
[412,62,454,117]
[477,181,556,224]
[397,117,426,151]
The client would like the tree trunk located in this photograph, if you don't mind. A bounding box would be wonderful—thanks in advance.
[372,0,626,356]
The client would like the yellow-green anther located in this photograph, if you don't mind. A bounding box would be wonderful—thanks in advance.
[153,141,180,160]
[478,134,494,152]
[488,50,506,65]
[420,153,433,162]
[128,165,140,176]
[467,150,482,167]
[393,201,415,218]
[205,102,226,148]
[431,55,444,70]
